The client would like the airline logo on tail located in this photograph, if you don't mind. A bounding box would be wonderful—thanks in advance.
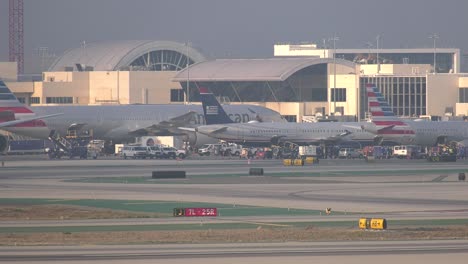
[366,83,415,136]
[205,105,219,115]
[366,84,395,117]
[0,80,47,128]
[199,87,234,125]
[0,80,35,116]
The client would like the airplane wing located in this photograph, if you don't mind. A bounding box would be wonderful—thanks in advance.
[342,124,362,130]
[180,125,228,136]
[0,113,62,128]
[360,122,398,134]
[200,126,228,135]
[128,111,198,136]
[158,111,198,127]
[178,127,196,132]
[322,129,353,142]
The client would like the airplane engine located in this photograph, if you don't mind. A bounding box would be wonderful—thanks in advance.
[182,131,219,148]
[0,135,8,153]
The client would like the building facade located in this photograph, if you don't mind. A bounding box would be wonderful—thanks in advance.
[2,42,468,123]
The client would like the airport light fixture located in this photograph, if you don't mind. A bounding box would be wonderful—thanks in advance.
[365,41,373,63]
[186,42,191,104]
[376,34,381,73]
[329,35,339,115]
[429,33,439,73]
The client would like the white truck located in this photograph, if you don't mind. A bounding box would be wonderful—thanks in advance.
[298,145,318,158]
[121,145,149,159]
[221,143,242,156]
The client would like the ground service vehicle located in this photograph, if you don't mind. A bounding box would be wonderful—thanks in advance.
[427,145,457,162]
[198,144,221,156]
[338,148,363,159]
[162,147,186,159]
[121,146,148,159]
[146,146,163,159]
[362,146,386,159]
[220,143,242,156]
[298,145,318,158]
[393,145,427,159]
[393,145,415,159]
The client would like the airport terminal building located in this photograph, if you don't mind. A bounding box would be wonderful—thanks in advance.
[2,41,468,122]
[1,40,205,106]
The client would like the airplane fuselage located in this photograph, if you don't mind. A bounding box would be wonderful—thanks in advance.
[7,104,284,143]
[196,122,377,146]
[376,120,468,146]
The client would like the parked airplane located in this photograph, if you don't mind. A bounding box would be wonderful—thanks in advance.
[190,83,468,147]
[187,118,388,146]
[185,90,380,146]
[0,80,285,152]
[362,83,468,146]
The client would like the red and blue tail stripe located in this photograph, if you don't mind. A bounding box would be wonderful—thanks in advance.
[0,79,47,128]
[366,84,396,117]
[366,83,414,136]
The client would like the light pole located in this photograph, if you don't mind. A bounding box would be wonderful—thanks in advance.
[186,42,190,104]
[429,33,439,73]
[376,34,381,73]
[329,35,339,115]
[322,38,327,58]
[365,42,373,63]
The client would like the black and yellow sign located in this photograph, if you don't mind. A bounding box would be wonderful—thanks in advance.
[359,218,387,230]
[173,208,185,217]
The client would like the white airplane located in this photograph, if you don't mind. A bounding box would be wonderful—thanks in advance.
[0,80,285,152]
[362,83,468,146]
[187,121,376,146]
[186,84,468,147]
[183,90,379,146]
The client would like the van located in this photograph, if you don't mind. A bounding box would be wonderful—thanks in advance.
[147,145,163,159]
[161,147,186,159]
[198,144,222,156]
[218,143,242,156]
[121,145,148,159]
[393,145,425,159]
[338,148,363,159]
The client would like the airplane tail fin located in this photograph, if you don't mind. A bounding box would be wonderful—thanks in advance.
[364,83,413,137]
[366,83,396,119]
[199,87,233,125]
[0,79,36,121]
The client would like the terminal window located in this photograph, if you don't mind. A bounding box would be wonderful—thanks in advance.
[331,88,346,102]
[30,97,40,104]
[170,89,185,102]
[46,97,73,104]
[459,88,468,103]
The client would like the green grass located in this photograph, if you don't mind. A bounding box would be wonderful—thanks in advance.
[0,198,328,217]
[2,219,468,234]
[68,167,468,185]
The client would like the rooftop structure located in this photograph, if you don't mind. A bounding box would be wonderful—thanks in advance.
[274,43,461,73]
[49,40,206,72]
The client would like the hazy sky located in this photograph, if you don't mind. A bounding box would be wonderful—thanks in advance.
[1,0,467,73]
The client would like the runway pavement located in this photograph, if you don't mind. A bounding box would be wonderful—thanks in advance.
[2,240,468,263]
[1,158,467,213]
[1,156,468,262]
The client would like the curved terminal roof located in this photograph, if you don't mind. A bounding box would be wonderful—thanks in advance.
[173,58,355,82]
[49,40,206,71]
